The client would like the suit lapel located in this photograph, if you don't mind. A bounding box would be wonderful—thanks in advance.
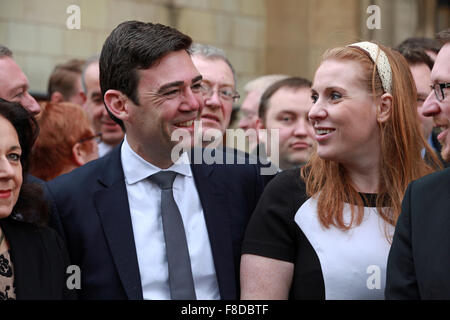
[191,163,237,299]
[93,147,143,300]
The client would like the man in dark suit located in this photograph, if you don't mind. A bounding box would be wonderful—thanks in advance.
[386,29,450,299]
[46,21,269,300]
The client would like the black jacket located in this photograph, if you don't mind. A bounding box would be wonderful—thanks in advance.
[0,217,76,300]
[386,167,450,299]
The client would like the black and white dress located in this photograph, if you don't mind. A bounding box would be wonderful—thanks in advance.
[242,169,394,300]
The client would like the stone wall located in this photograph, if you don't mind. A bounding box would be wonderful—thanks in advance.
[0,0,267,97]
[0,0,446,97]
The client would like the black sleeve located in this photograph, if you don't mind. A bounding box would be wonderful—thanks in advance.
[40,227,78,300]
[241,169,308,263]
[385,182,420,299]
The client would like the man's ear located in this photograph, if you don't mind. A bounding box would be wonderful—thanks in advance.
[50,91,64,103]
[377,93,393,123]
[104,89,129,122]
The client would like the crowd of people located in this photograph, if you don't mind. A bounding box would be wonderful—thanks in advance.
[0,20,449,300]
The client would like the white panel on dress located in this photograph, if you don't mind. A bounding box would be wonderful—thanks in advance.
[294,198,394,300]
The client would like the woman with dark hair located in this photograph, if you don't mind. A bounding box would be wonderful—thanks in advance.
[240,42,440,299]
[0,98,75,300]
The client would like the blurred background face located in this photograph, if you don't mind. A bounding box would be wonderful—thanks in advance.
[191,55,235,138]
[0,57,41,116]
[410,63,434,139]
[0,116,22,219]
[238,90,260,132]
[309,59,381,166]
[263,87,315,169]
[68,75,86,106]
[83,62,124,146]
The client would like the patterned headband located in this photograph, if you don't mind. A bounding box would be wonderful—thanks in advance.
[347,41,392,94]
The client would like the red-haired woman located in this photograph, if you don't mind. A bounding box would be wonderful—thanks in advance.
[30,102,99,181]
[240,42,440,299]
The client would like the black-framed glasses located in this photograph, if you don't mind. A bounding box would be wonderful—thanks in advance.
[431,82,450,102]
[78,132,102,144]
[201,82,240,102]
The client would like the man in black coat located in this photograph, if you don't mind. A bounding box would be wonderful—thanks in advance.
[46,21,271,300]
[386,29,450,299]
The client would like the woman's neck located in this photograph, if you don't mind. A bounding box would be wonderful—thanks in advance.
[343,160,380,194]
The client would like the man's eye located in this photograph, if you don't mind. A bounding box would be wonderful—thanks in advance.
[163,89,180,97]
[14,91,25,99]
[220,89,233,98]
[280,116,293,122]
[191,83,203,92]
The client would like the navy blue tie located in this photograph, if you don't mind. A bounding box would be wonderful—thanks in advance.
[150,171,196,300]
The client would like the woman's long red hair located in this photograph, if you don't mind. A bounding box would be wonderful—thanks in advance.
[301,44,440,236]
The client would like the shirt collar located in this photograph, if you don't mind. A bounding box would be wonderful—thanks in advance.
[121,135,192,185]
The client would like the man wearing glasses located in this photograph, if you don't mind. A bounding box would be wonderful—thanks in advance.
[190,43,239,148]
[386,29,450,299]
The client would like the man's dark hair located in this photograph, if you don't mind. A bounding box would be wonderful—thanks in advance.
[259,77,312,123]
[47,59,85,101]
[0,98,48,225]
[394,46,434,70]
[0,44,12,58]
[396,37,442,55]
[99,21,192,131]
[437,28,450,45]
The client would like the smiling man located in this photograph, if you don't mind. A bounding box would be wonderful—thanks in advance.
[190,43,239,148]
[386,29,450,299]
[0,45,40,116]
[46,21,268,300]
[257,77,315,170]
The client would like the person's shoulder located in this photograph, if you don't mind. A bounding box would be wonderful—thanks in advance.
[268,168,305,191]
[411,167,450,191]
[3,217,58,243]
[47,149,116,188]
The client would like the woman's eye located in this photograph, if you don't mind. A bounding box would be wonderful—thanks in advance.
[7,153,21,162]
[311,95,318,103]
[330,92,342,100]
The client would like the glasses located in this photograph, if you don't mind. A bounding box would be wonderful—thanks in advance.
[431,83,450,102]
[201,82,240,102]
[79,132,102,144]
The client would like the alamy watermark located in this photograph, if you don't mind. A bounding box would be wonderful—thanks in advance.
[170,121,279,175]
[66,5,81,30]
[366,265,381,290]
[366,5,381,30]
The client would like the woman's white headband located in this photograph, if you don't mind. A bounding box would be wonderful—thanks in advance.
[347,41,392,94]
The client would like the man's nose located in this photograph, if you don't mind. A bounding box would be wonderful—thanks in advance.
[204,90,221,109]
[23,92,41,116]
[293,118,310,137]
[180,87,201,112]
[421,90,440,117]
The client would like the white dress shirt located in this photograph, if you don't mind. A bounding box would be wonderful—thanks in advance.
[121,137,220,300]
[98,141,115,157]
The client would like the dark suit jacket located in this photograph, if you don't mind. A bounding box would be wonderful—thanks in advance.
[46,146,270,300]
[385,167,450,299]
[0,217,76,300]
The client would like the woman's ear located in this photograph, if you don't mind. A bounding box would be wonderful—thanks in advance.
[377,93,393,123]
[72,142,87,166]
[104,90,129,122]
